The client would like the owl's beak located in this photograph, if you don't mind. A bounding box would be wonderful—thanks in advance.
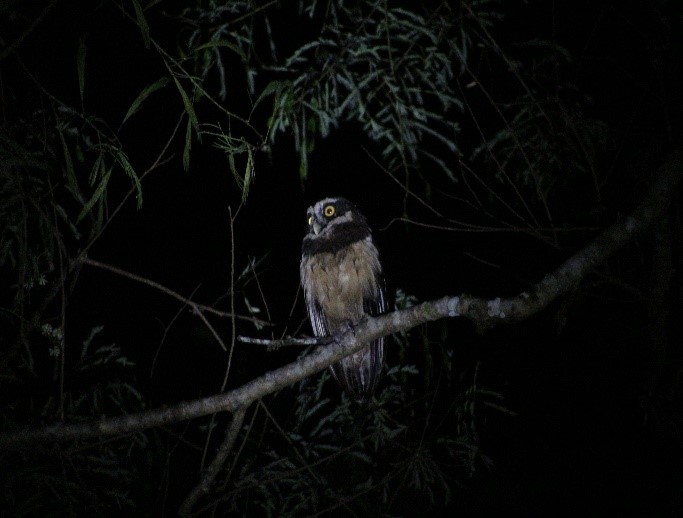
[311,212,326,235]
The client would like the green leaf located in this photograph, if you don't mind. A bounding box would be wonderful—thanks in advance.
[77,35,87,104]
[298,152,308,181]
[114,150,143,208]
[95,191,105,232]
[81,325,105,359]
[227,141,237,184]
[58,130,78,193]
[121,77,170,126]
[182,118,192,172]
[131,0,150,49]
[173,76,200,135]
[242,146,253,203]
[77,167,111,223]
[192,40,246,61]
[252,80,287,115]
[88,153,104,185]
[298,129,308,181]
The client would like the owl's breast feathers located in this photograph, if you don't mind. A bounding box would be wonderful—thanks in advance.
[301,219,370,256]
[300,237,383,330]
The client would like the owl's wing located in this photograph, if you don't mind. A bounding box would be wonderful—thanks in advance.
[333,275,386,403]
[363,275,387,317]
[307,299,330,338]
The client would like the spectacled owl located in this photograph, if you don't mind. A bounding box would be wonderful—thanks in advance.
[300,197,386,403]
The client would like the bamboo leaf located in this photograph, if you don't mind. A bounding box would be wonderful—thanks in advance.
[242,146,253,203]
[58,130,78,194]
[114,150,143,208]
[131,0,150,49]
[252,80,286,113]
[227,140,239,187]
[77,35,87,105]
[192,40,246,61]
[182,118,192,172]
[77,167,111,223]
[173,77,199,135]
[121,77,170,126]
[88,153,104,185]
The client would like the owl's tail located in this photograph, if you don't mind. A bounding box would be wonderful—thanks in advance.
[329,339,384,403]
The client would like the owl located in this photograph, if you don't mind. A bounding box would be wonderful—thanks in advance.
[300,197,387,403]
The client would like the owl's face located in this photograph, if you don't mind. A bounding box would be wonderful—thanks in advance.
[306,197,358,236]
[302,197,370,256]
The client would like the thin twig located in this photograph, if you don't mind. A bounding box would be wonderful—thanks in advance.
[179,406,247,517]
[151,285,202,378]
[80,257,270,327]
[201,207,239,474]
[0,0,59,61]
[195,309,228,353]
[223,206,238,389]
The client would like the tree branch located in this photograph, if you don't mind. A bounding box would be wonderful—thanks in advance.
[178,406,247,517]
[0,140,680,449]
[237,335,330,350]
[81,257,271,327]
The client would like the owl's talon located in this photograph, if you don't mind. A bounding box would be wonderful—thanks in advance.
[343,320,356,335]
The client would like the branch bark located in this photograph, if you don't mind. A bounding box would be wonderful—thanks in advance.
[178,406,247,517]
[0,140,680,449]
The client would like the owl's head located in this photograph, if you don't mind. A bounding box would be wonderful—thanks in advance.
[302,197,371,255]
[306,197,361,236]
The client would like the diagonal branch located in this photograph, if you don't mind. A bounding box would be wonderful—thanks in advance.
[0,140,680,449]
[237,335,329,349]
[81,257,270,327]
[178,406,247,517]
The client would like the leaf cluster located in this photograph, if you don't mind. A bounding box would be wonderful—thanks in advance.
[0,325,146,515]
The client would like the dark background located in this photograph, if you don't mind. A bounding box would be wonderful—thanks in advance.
[1,0,682,515]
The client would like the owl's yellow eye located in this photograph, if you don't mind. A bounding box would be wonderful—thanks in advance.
[308,215,313,225]
[324,205,335,217]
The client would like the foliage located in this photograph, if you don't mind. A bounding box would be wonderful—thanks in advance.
[266,2,463,180]
[469,42,611,231]
[0,1,513,512]
[207,311,503,516]
[182,1,506,181]
[0,325,145,515]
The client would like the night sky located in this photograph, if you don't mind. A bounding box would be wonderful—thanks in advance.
[1,0,682,515]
